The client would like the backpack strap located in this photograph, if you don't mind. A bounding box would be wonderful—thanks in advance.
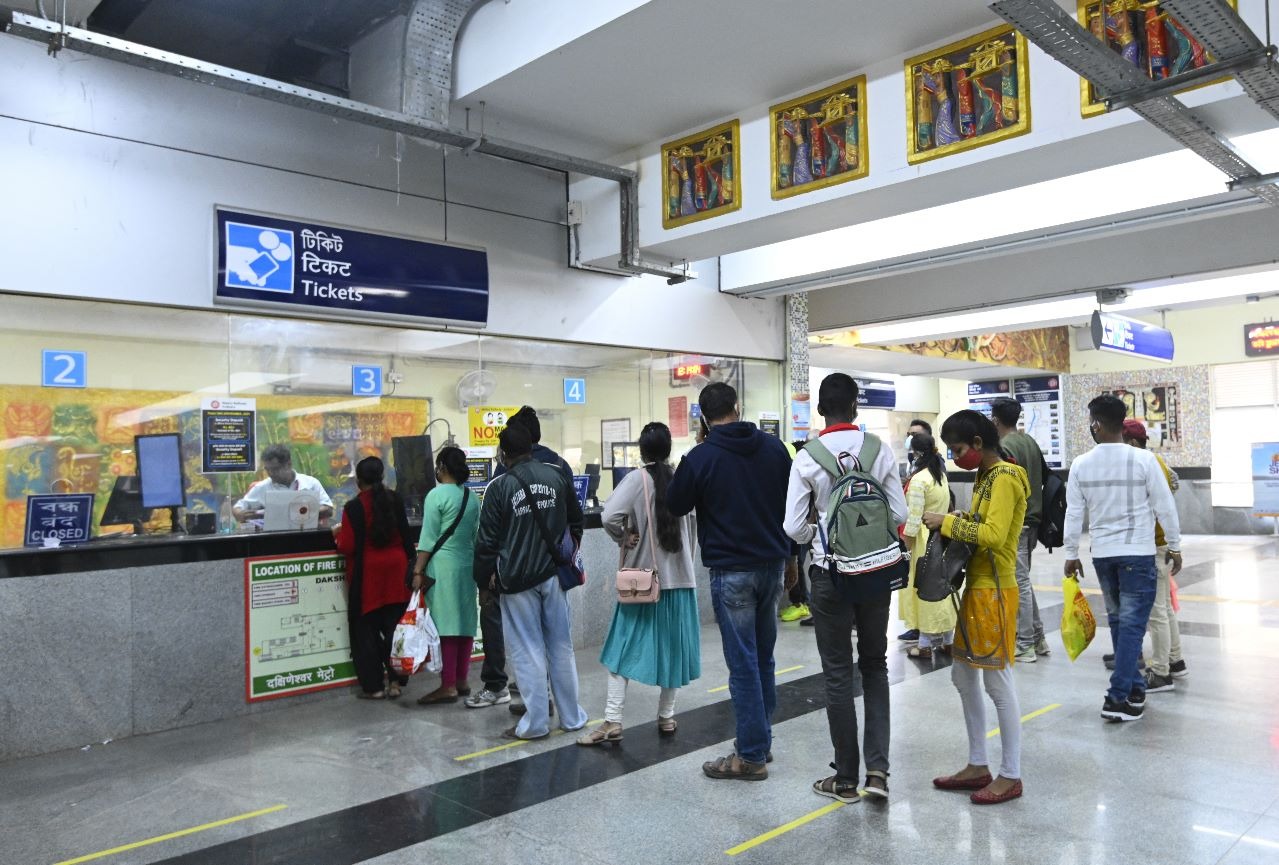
[802,438,843,478]
[856,432,882,471]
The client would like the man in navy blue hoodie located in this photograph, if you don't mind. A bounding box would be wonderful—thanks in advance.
[669,382,794,781]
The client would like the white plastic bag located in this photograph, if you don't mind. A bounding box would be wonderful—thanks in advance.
[390,590,442,676]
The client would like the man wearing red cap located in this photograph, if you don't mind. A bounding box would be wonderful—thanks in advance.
[1121,418,1188,692]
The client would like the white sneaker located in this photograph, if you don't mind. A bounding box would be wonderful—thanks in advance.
[464,688,511,708]
[1015,645,1037,663]
[1034,638,1051,656]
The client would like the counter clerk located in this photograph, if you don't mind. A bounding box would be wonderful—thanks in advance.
[233,444,334,523]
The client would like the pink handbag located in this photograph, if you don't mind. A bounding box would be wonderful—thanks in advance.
[615,469,661,604]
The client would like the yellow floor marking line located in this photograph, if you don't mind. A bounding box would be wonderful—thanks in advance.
[454,719,604,762]
[51,804,287,865]
[709,665,804,694]
[987,702,1062,738]
[1034,584,1279,608]
[725,801,847,856]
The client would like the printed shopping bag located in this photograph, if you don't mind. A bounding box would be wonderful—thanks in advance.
[390,590,443,676]
[1060,574,1096,661]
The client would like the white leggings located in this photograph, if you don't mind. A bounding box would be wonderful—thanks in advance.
[951,661,1021,780]
[605,672,677,724]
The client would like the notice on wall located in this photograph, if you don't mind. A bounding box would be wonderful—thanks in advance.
[790,395,811,437]
[759,411,782,438]
[201,397,257,473]
[601,418,632,468]
[465,457,492,484]
[968,379,1012,417]
[1106,383,1179,451]
[1014,376,1063,469]
[245,552,355,702]
[1252,442,1279,517]
[669,396,689,438]
[468,405,519,449]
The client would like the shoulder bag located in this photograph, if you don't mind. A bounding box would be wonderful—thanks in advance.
[510,466,585,592]
[615,469,660,604]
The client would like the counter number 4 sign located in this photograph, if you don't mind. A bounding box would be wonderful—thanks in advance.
[42,350,87,388]
[564,377,586,405]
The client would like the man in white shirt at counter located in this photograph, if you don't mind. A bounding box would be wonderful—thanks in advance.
[1064,394,1181,724]
[233,444,334,524]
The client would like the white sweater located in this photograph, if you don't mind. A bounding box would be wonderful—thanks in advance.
[1064,443,1181,559]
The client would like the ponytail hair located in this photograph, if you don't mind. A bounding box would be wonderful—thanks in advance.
[356,456,398,548]
[638,422,682,554]
[435,446,468,487]
[909,432,945,486]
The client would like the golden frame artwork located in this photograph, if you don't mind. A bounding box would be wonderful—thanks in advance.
[770,76,869,200]
[1076,0,1238,118]
[904,25,1031,166]
[661,120,742,230]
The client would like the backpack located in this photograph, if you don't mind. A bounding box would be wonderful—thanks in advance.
[804,434,909,600]
[1037,452,1067,552]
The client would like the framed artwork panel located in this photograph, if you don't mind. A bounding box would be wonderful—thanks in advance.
[770,76,869,199]
[661,120,742,229]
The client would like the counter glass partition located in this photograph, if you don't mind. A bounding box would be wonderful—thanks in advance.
[0,295,783,551]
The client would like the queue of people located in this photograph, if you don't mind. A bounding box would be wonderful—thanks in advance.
[323,376,1186,809]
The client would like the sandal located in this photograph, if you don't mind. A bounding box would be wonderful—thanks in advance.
[862,772,889,800]
[356,690,385,700]
[907,646,932,659]
[386,682,402,699]
[812,776,860,803]
[576,721,624,746]
[657,717,677,736]
[416,687,459,705]
[702,753,768,781]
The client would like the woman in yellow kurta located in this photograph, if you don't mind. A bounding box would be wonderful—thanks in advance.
[923,410,1028,806]
[901,433,957,659]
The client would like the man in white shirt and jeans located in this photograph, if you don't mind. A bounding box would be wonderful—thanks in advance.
[784,373,907,801]
[1064,395,1182,723]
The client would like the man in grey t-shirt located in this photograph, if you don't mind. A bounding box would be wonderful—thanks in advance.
[991,399,1047,662]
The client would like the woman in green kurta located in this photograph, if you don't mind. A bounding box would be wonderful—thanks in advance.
[412,446,480,705]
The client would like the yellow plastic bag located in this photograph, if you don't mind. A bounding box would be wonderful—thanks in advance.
[1060,575,1096,661]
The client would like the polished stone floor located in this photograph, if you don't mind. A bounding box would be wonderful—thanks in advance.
[4,535,1278,865]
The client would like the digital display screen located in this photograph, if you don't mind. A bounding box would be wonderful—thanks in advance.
[136,433,186,509]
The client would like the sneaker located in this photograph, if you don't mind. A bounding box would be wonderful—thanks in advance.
[1169,659,1189,679]
[1100,697,1144,722]
[800,617,815,627]
[464,688,510,709]
[1103,653,1145,671]
[897,629,920,642]
[1034,638,1051,656]
[780,603,810,623]
[1128,688,1146,706]
[1015,645,1037,663]
[1143,670,1175,693]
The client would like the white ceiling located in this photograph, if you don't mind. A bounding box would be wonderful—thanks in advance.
[455,0,1002,160]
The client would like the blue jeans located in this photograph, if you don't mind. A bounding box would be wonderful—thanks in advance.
[709,562,784,765]
[500,576,589,738]
[1092,555,1157,704]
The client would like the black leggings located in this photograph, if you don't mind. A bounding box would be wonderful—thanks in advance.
[350,602,408,693]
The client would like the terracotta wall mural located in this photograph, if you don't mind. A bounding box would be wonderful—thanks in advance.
[814,326,1071,372]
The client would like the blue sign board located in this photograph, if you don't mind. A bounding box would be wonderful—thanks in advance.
[968,379,1011,397]
[1253,442,1279,517]
[855,378,896,410]
[24,494,95,547]
[1091,310,1174,363]
[572,475,590,509]
[352,365,383,396]
[215,208,489,326]
[564,378,586,405]
[41,350,86,388]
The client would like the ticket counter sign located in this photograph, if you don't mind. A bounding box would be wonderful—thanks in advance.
[468,405,519,448]
[1252,442,1279,517]
[244,552,355,701]
[24,494,94,547]
[1245,322,1279,358]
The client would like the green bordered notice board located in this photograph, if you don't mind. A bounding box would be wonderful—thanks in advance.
[244,552,356,701]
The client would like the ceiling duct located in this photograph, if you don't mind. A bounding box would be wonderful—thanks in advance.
[990,0,1279,208]
[0,7,694,283]
[402,0,480,125]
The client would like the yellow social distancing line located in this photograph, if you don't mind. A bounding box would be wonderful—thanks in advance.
[709,665,804,694]
[726,702,1061,857]
[52,804,287,865]
[454,719,604,762]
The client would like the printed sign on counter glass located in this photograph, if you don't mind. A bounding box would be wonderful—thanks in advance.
[601,418,632,468]
[563,378,586,405]
[24,493,94,547]
[759,411,781,438]
[668,396,689,438]
[465,457,492,484]
[1014,376,1063,469]
[1251,442,1279,517]
[1244,322,1279,358]
[201,397,257,473]
[245,552,356,701]
[351,365,383,397]
[468,405,519,448]
[215,208,489,326]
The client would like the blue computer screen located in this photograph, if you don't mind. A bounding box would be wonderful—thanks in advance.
[137,434,186,509]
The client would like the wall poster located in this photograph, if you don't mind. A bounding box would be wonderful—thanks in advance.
[601,418,632,468]
[1014,376,1064,469]
[1108,382,1179,451]
[1252,442,1279,517]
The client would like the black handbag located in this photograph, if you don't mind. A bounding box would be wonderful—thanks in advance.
[914,530,974,602]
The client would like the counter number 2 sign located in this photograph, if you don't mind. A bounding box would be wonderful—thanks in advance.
[42,350,87,388]
[351,365,383,397]
[564,378,586,405]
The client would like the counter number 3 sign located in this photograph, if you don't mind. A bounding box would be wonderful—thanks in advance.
[351,365,383,397]
[564,378,586,405]
[42,350,87,388]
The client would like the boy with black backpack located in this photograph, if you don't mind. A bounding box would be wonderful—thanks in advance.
[784,374,907,802]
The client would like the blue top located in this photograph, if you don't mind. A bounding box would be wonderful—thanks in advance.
[667,421,792,569]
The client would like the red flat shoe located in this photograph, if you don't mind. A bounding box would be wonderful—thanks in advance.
[933,772,993,791]
[971,779,1023,805]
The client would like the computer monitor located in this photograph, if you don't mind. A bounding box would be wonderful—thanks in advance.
[136,433,186,509]
[100,475,150,533]
[392,435,435,520]
[612,466,634,489]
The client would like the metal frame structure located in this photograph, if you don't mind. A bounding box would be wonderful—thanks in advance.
[0,7,695,282]
[990,0,1279,208]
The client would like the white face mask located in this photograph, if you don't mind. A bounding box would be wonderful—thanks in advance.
[904,436,915,453]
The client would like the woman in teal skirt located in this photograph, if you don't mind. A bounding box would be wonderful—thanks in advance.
[579,422,700,744]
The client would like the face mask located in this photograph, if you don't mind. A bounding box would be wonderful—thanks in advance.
[953,446,983,470]
[904,436,914,453]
